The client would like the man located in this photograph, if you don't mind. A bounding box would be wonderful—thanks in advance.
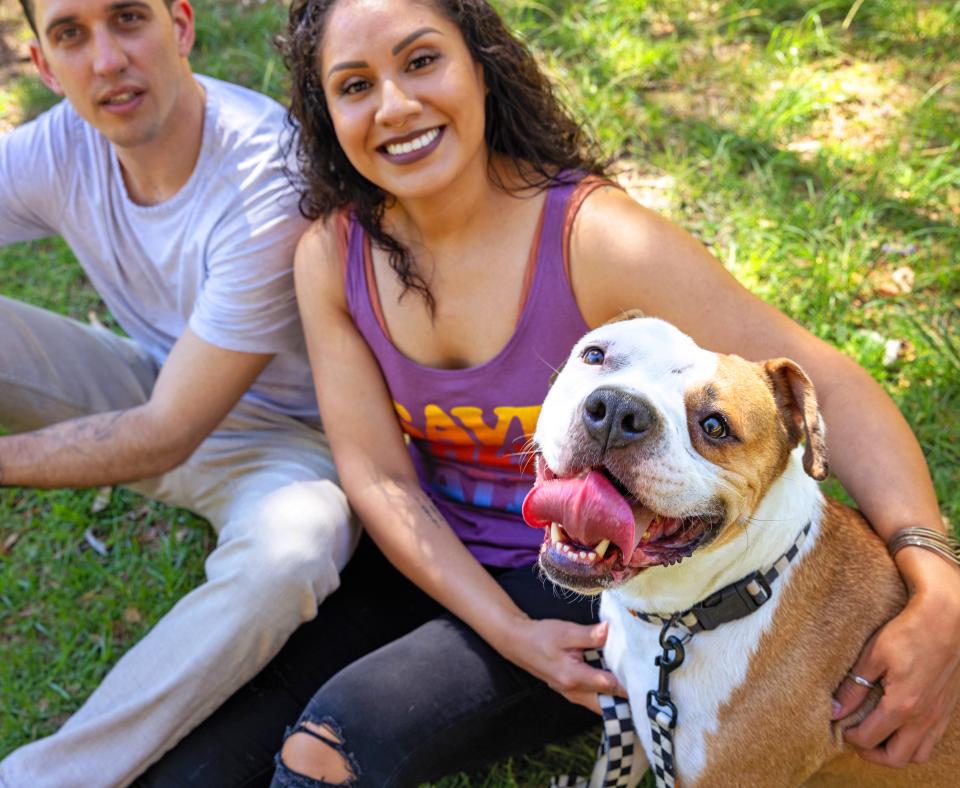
[0,1,357,785]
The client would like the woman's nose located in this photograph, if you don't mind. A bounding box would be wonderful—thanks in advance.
[375,79,420,128]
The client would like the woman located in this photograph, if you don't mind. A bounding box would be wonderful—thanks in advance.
[137,1,960,785]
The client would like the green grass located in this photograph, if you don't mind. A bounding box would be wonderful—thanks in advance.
[1,0,958,784]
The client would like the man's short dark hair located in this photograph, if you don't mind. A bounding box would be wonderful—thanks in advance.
[19,0,176,38]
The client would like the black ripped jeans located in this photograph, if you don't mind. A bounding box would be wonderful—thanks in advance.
[135,535,599,788]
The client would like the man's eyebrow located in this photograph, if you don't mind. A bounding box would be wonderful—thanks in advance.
[391,26,442,55]
[45,1,152,37]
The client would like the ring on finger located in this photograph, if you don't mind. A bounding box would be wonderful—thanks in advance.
[846,671,877,689]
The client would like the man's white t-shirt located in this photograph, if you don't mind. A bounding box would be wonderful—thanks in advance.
[0,75,317,419]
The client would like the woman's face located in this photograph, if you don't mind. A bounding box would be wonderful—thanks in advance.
[318,0,488,202]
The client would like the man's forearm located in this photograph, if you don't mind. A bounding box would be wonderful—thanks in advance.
[0,408,193,489]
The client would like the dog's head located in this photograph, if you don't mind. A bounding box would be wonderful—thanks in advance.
[523,317,827,594]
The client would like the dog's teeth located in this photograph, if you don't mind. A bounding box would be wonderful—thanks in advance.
[579,550,587,559]
[551,522,562,545]
[587,551,597,562]
[594,539,610,559]
[641,528,651,542]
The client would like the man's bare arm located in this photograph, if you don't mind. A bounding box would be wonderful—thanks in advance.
[0,328,272,488]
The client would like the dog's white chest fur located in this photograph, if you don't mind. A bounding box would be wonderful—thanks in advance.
[602,593,778,783]
[600,461,823,785]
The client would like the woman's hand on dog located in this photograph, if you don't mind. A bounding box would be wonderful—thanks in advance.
[499,619,627,713]
[833,550,960,766]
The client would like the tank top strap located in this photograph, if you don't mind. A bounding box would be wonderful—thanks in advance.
[343,210,387,351]
[535,177,578,286]
[562,175,619,285]
[519,174,614,331]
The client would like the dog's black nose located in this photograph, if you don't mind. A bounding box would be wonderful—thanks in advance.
[582,387,658,449]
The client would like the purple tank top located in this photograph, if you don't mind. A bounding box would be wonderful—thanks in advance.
[345,180,592,567]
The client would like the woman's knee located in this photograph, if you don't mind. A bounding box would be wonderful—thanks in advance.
[273,718,359,788]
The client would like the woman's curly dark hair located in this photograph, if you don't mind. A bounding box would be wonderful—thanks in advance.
[281,0,608,310]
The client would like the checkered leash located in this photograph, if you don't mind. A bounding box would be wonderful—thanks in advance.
[555,522,811,788]
[549,648,636,788]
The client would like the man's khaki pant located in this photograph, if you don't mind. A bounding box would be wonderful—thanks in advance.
[0,297,359,788]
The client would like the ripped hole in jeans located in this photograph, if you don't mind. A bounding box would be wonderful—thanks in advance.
[274,717,359,787]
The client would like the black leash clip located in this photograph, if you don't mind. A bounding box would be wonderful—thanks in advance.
[646,618,686,729]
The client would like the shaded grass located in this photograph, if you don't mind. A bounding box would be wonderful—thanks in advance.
[0,0,956,784]
[1,486,210,744]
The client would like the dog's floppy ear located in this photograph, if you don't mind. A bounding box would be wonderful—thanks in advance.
[763,358,829,481]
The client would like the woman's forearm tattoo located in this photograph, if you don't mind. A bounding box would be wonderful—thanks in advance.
[414,490,448,531]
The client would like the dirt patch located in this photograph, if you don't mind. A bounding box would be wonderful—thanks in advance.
[610,160,677,215]
[788,61,919,160]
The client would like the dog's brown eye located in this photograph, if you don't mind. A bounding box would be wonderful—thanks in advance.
[700,414,729,439]
[582,347,604,365]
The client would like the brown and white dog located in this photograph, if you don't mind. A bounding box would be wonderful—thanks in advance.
[524,317,958,787]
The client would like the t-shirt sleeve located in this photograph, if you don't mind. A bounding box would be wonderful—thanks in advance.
[0,104,68,243]
[187,156,311,355]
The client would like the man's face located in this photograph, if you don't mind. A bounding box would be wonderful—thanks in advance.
[29,0,195,150]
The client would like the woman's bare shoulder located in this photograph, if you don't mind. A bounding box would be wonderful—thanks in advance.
[294,214,350,301]
[569,186,721,326]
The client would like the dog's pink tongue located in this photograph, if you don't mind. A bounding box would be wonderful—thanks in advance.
[522,471,637,557]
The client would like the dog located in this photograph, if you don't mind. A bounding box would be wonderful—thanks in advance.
[523,316,959,786]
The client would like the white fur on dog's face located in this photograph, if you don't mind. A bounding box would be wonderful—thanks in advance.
[537,318,721,515]
[529,317,811,593]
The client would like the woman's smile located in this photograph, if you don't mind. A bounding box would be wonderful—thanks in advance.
[379,126,445,163]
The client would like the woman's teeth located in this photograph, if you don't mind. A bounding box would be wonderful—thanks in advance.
[106,93,136,105]
[385,128,439,155]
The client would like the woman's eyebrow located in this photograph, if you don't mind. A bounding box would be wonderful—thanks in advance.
[328,60,368,78]
[391,26,442,55]
[326,28,443,79]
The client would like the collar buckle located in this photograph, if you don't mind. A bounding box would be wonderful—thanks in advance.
[693,571,771,631]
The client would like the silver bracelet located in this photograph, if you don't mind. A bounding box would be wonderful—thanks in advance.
[887,527,960,568]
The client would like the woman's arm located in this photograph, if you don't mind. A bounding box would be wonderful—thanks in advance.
[294,221,623,712]
[569,187,960,765]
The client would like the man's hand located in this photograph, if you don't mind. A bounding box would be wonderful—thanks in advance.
[0,329,271,488]
[833,552,960,766]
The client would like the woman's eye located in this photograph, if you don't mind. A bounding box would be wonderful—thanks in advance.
[581,347,605,365]
[408,53,437,71]
[341,79,371,96]
[700,414,729,439]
